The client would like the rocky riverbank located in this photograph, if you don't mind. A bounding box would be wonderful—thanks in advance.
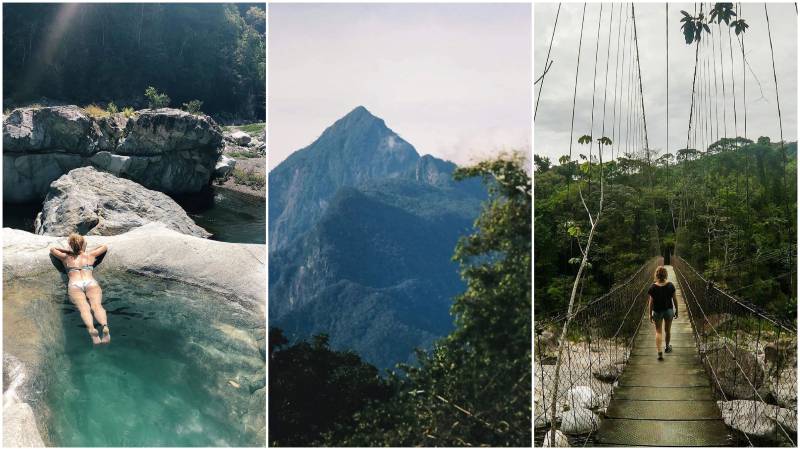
[4,106,226,203]
[217,125,266,198]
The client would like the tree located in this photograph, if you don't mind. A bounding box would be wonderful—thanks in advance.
[268,328,392,446]
[144,86,170,109]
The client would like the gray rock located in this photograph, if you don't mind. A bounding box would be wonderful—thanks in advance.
[215,155,237,179]
[705,338,765,399]
[593,363,622,382]
[560,407,599,435]
[563,386,601,409]
[718,400,796,439]
[767,367,797,409]
[3,105,102,155]
[226,130,251,146]
[34,167,210,238]
[3,106,223,202]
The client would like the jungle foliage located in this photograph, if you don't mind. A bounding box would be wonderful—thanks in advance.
[535,138,797,322]
[3,3,265,122]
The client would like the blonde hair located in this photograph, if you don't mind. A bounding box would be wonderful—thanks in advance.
[654,266,668,283]
[67,233,85,255]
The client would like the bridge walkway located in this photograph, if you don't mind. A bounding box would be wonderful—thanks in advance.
[595,265,732,446]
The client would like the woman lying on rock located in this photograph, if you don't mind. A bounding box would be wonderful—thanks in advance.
[50,233,110,345]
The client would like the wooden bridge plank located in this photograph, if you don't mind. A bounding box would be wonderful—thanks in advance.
[595,419,731,446]
[606,400,721,420]
[595,265,731,446]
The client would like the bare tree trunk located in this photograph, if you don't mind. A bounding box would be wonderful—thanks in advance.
[548,144,605,443]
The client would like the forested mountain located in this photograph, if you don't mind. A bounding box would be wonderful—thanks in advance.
[270,156,531,447]
[268,106,486,368]
[3,3,265,122]
[535,138,797,321]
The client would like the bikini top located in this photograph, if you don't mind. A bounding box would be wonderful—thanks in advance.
[66,265,94,273]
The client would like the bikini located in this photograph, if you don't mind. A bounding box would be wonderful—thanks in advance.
[66,264,97,291]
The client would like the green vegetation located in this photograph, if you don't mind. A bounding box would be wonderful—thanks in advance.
[228,122,265,135]
[227,150,260,159]
[535,138,796,321]
[182,99,203,114]
[106,102,118,114]
[231,168,265,189]
[4,3,265,122]
[269,155,531,446]
[82,104,110,118]
[144,86,170,109]
[122,107,136,118]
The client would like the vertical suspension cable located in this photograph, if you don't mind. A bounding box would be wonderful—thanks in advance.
[534,3,561,120]
[727,16,739,137]
[567,3,587,161]
[666,3,669,157]
[611,4,628,161]
[718,23,728,140]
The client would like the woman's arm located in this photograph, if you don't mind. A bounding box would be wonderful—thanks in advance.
[49,247,68,261]
[648,295,654,322]
[88,244,108,257]
[672,286,679,318]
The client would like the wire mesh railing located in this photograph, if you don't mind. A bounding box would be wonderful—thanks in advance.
[674,255,797,446]
[534,256,661,445]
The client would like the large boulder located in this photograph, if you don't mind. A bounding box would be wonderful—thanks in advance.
[718,400,796,440]
[704,338,765,399]
[560,407,599,435]
[3,106,105,155]
[542,429,570,447]
[215,155,237,179]
[225,129,251,146]
[3,106,223,202]
[34,167,210,238]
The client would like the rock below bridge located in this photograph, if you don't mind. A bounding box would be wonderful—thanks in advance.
[3,106,223,203]
[34,167,210,238]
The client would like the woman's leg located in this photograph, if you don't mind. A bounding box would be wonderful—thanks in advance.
[654,317,664,354]
[85,283,110,344]
[664,317,673,348]
[68,287,101,344]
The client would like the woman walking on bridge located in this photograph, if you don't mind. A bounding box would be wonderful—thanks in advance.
[648,266,678,360]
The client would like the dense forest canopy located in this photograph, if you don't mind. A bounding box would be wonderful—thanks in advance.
[3,3,265,122]
[535,138,797,322]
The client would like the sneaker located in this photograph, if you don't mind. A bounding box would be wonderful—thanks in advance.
[665,344,673,353]
[658,352,663,361]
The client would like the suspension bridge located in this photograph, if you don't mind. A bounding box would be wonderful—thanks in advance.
[534,3,796,446]
[534,256,797,446]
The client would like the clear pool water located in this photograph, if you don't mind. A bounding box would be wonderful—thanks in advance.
[7,273,264,447]
[184,187,265,244]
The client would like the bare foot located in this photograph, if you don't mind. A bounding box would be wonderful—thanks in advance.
[89,328,101,345]
[101,325,111,344]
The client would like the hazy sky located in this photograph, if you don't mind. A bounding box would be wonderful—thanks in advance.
[269,3,532,169]
[534,3,797,162]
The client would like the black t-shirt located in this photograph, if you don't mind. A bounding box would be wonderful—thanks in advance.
[648,282,675,311]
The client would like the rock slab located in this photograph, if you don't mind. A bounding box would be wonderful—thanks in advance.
[34,167,210,238]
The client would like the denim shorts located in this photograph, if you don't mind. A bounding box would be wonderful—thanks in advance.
[652,309,675,321]
[653,308,675,321]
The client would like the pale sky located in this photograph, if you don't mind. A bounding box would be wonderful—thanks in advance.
[269,3,532,169]
[534,2,797,162]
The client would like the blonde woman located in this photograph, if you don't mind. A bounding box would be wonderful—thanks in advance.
[648,266,678,360]
[50,233,110,345]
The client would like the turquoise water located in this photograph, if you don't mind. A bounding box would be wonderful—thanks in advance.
[35,273,264,447]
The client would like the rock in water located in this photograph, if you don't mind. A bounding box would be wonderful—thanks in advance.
[215,155,237,179]
[717,400,796,439]
[563,386,601,409]
[542,429,570,447]
[3,106,222,202]
[705,338,765,399]
[560,408,599,435]
[34,167,210,238]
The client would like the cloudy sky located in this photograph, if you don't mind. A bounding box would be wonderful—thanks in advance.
[269,3,531,169]
[534,3,797,162]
